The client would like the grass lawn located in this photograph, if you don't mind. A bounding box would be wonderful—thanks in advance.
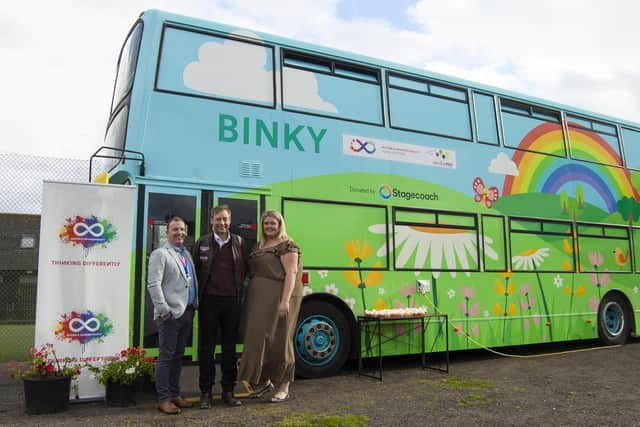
[0,324,34,362]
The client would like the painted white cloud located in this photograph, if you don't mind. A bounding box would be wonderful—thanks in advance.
[489,152,519,176]
[183,32,273,103]
[283,67,337,113]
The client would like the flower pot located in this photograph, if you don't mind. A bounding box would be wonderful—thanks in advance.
[23,376,71,415]
[105,377,143,406]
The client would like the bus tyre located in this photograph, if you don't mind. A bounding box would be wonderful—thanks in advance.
[597,293,631,346]
[294,300,351,378]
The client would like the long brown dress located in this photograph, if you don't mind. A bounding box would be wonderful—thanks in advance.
[238,239,303,385]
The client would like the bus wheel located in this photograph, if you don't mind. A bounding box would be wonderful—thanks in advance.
[597,293,631,345]
[294,300,350,378]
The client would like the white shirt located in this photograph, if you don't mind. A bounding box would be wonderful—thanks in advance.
[213,232,231,248]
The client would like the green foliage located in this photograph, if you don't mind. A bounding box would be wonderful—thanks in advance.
[86,347,154,385]
[442,376,494,390]
[7,343,82,399]
[7,343,81,380]
[616,196,640,226]
[276,412,369,427]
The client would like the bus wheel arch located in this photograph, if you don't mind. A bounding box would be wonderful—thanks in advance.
[294,294,356,378]
[597,291,634,346]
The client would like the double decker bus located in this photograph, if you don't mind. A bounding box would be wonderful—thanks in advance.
[93,9,640,378]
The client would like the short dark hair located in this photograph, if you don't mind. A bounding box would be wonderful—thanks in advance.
[167,215,186,228]
[211,205,231,218]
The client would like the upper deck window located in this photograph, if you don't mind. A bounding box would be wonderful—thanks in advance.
[621,127,640,170]
[111,21,143,113]
[566,114,622,167]
[282,50,383,125]
[387,73,471,140]
[500,99,565,156]
[156,25,275,108]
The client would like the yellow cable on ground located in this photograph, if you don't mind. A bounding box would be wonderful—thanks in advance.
[423,295,621,358]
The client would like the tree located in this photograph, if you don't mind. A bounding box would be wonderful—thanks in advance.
[616,196,640,227]
[560,191,568,214]
[575,185,584,209]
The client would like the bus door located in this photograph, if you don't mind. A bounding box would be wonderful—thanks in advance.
[211,191,261,258]
[138,187,200,358]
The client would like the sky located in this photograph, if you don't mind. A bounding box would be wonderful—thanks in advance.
[2,0,640,160]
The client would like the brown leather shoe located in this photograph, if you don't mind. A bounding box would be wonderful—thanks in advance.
[158,401,181,415]
[172,396,194,408]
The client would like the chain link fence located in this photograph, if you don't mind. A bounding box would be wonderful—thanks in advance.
[0,153,88,361]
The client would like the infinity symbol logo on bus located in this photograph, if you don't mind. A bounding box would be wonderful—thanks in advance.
[349,138,376,154]
[68,317,101,333]
[73,222,105,238]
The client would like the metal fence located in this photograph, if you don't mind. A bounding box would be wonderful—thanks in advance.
[0,153,88,361]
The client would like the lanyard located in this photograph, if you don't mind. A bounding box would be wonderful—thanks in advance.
[175,249,191,279]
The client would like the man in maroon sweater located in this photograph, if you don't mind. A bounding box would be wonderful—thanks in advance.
[192,205,246,408]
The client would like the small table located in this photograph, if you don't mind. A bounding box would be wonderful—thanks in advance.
[357,314,449,380]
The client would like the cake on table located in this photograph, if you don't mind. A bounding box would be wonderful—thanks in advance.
[364,307,427,318]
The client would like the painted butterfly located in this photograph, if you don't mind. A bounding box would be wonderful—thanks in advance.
[473,177,499,208]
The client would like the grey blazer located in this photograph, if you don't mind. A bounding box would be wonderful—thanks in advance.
[147,243,199,320]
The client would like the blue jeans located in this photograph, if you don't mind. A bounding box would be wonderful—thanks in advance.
[155,307,194,403]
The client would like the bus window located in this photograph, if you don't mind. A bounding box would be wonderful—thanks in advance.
[393,208,480,274]
[103,104,129,171]
[283,198,388,270]
[156,25,275,107]
[111,21,143,113]
[621,127,640,170]
[567,114,622,167]
[501,99,565,156]
[577,223,631,273]
[388,73,471,140]
[509,217,574,272]
[282,51,383,125]
[633,227,640,272]
[474,92,499,145]
[481,215,507,271]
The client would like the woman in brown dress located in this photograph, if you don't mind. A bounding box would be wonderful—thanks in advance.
[238,210,303,402]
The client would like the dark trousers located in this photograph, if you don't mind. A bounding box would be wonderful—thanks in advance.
[198,295,241,393]
[155,306,194,402]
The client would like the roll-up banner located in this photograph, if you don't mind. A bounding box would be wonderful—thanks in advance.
[35,181,136,400]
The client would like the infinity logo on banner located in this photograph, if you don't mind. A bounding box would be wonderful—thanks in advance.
[55,310,113,345]
[58,215,117,249]
[68,317,101,333]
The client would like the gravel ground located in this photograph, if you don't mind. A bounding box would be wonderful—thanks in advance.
[1,338,639,426]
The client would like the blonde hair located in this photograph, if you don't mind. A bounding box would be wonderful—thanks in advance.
[258,210,290,247]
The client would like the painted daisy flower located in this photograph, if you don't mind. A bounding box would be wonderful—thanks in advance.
[512,248,550,271]
[633,286,639,294]
[447,289,456,299]
[303,286,314,296]
[343,297,356,310]
[325,283,338,295]
[368,224,497,278]
[318,270,329,278]
[378,287,385,295]
[553,275,563,288]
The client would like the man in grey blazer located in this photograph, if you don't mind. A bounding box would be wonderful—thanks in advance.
[147,216,198,415]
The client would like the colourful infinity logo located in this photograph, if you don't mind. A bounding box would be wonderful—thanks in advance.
[68,317,101,333]
[350,138,376,154]
[73,222,104,238]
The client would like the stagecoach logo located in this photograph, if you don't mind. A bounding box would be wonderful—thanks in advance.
[58,215,117,249]
[377,184,439,202]
[378,184,392,200]
[55,310,113,345]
